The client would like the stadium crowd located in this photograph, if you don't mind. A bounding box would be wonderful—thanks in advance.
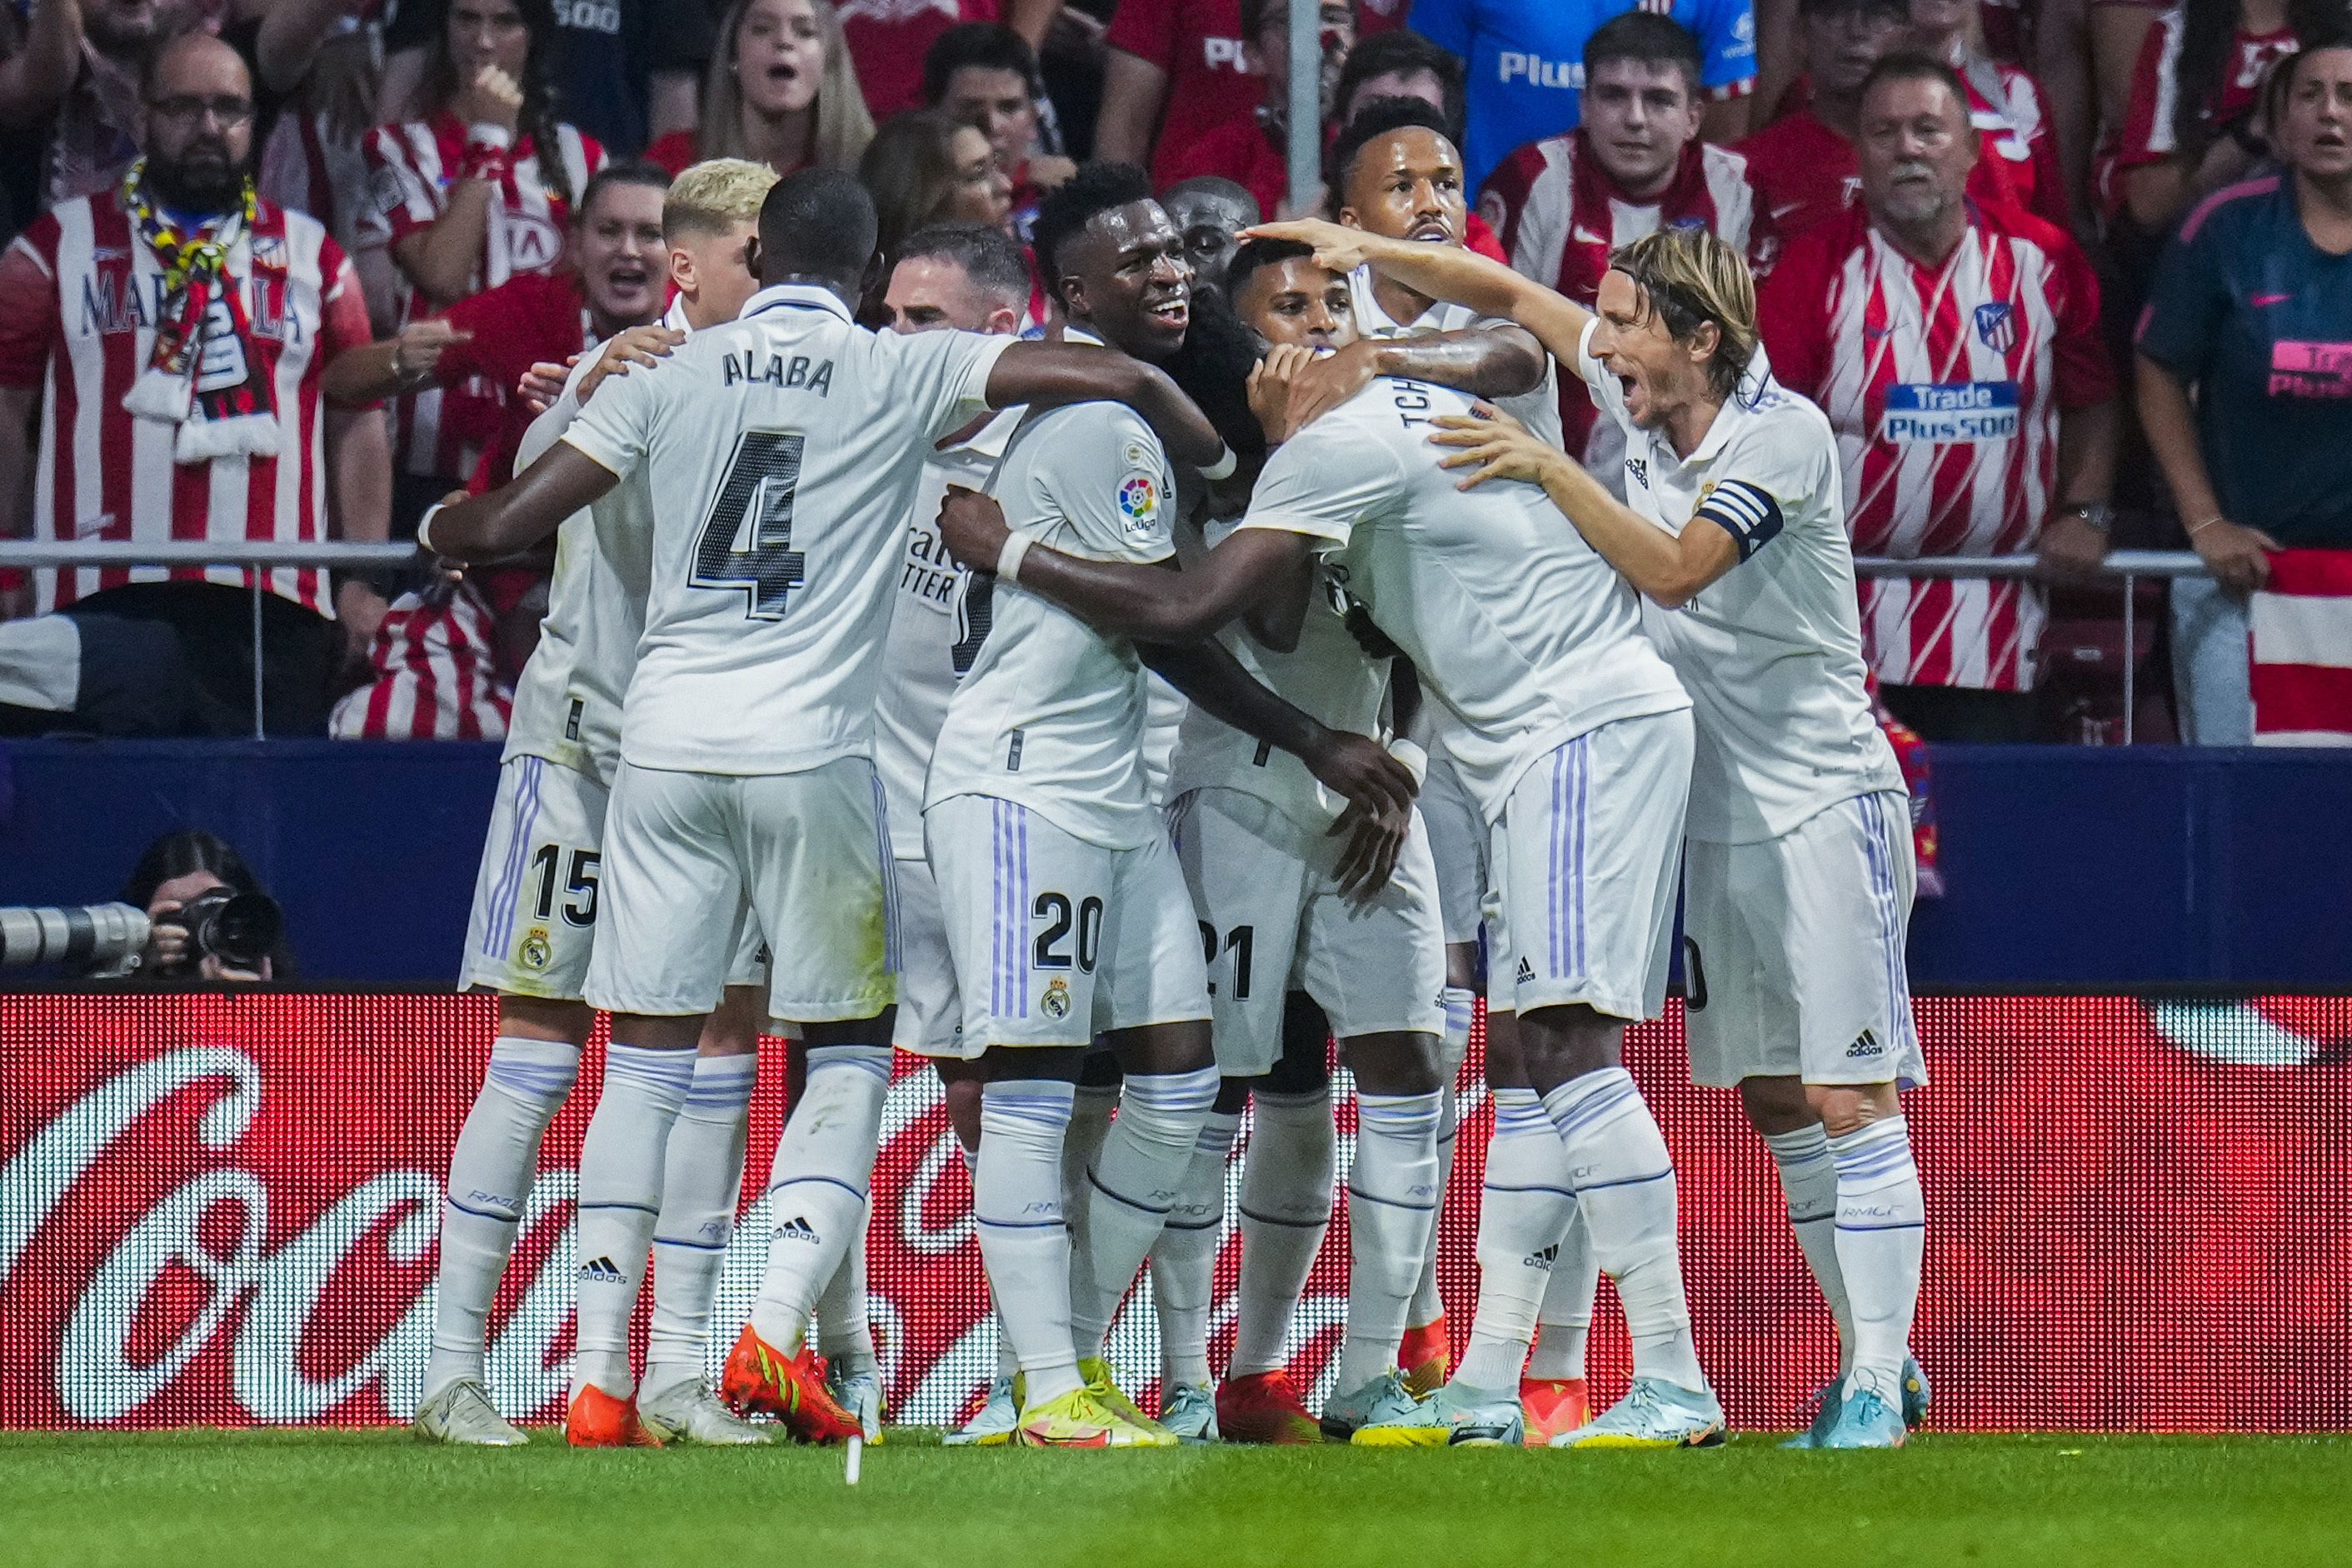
[0,0,2345,743]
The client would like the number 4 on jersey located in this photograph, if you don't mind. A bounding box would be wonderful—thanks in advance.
[695,429,807,619]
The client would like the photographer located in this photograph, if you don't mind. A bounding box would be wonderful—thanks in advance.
[110,830,289,984]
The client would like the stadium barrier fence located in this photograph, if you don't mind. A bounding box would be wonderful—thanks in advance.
[3,992,2345,1434]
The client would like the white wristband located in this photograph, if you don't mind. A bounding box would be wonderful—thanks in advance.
[1201,443,1238,482]
[467,122,513,150]
[415,502,443,556]
[996,532,1035,583]
[1386,737,1428,791]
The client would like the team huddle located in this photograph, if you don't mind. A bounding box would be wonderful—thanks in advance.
[412,100,1930,1454]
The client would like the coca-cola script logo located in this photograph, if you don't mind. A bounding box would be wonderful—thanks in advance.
[3,995,2348,1431]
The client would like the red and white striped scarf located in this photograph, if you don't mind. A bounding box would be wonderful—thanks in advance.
[2250,550,2352,747]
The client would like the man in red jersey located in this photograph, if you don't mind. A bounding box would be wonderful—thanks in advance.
[1096,0,1262,186]
[1759,53,2116,742]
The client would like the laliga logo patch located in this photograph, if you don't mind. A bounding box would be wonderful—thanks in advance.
[1975,301,2017,354]
[518,928,552,971]
[1041,976,1072,1019]
[1117,472,1160,534]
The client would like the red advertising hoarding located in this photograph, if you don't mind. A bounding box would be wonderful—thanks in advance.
[2,994,2346,1431]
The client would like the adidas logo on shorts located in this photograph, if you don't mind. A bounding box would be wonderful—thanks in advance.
[1846,1028,1884,1060]
[1523,1242,1558,1271]
[578,1255,625,1284]
[1516,956,1535,985]
[775,1215,821,1243]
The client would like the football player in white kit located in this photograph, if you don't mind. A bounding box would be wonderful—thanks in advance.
[923,164,1422,1449]
[416,159,782,1450]
[936,238,1730,1455]
[421,167,1239,1446]
[1343,222,1930,1450]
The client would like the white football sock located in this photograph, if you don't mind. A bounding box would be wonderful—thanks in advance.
[1070,1064,1218,1357]
[1831,1116,1925,1406]
[1544,1068,1707,1394]
[1763,1121,1852,1375]
[813,1199,876,1375]
[747,1044,890,1353]
[642,1051,757,1402]
[975,1078,1081,1404]
[1406,987,1475,1331]
[1526,1206,1598,1381]
[1062,1079,1117,1214]
[427,1036,578,1400]
[1151,1109,1240,1390]
[1453,1087,1570,1391]
[1226,1088,1334,1378]
[572,1042,697,1401]
[1335,1090,1442,1393]
[956,1136,1020,1384]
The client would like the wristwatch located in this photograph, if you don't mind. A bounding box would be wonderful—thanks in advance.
[2062,500,2114,534]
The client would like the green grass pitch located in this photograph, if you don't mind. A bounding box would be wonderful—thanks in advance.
[7,1431,2349,1567]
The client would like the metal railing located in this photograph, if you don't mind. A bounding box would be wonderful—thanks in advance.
[2,542,2210,744]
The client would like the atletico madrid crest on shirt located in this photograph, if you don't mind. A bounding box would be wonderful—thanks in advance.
[1975,301,2017,354]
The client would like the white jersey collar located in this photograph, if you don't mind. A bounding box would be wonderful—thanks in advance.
[662,293,692,332]
[1062,323,1105,347]
[738,282,857,324]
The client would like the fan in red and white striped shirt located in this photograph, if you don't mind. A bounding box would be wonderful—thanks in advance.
[1760,54,2118,710]
[353,5,604,498]
[1477,13,1760,492]
[328,578,515,741]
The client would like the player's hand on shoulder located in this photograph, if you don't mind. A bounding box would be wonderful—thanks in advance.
[1301,729,1419,824]
[1429,402,1554,491]
[518,356,579,413]
[938,484,1012,572]
[1248,342,1358,444]
[580,327,687,402]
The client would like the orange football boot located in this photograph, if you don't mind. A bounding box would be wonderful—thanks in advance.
[721,1324,863,1443]
[1397,1316,1452,1398]
[1519,1377,1594,1446]
[1215,1370,1323,1445]
[566,1384,662,1448]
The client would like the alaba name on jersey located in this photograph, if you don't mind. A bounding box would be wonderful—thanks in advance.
[497,297,695,782]
[1572,321,1900,844]
[925,392,1180,850]
[1346,262,1566,451]
[1165,516,1391,831]
[1238,375,1687,824]
[876,406,1024,860]
[560,283,1011,776]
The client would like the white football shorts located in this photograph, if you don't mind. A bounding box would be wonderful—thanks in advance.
[1491,709,1694,1021]
[587,756,897,1022]
[1419,742,1489,948]
[461,754,608,1000]
[1169,786,1446,1076]
[1682,788,1926,1089]
[927,793,1210,1049]
[891,852,966,1059]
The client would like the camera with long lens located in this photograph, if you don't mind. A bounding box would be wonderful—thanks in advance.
[0,904,152,972]
[166,887,284,974]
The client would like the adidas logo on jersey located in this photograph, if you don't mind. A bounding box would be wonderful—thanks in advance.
[578,1255,625,1284]
[1846,1028,1885,1059]
[1523,1242,1559,1271]
[775,1215,821,1243]
[1625,457,1650,488]
[1516,956,1536,985]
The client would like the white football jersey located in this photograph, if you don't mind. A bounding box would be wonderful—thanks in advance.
[925,388,1179,850]
[497,297,691,782]
[875,407,1022,859]
[562,285,1012,775]
[1347,262,1565,450]
[1166,517,1389,831]
[1573,321,1903,842]
[1239,375,1687,824]
[1140,672,1189,809]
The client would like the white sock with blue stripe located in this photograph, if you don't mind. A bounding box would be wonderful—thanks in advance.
[1528,1207,1600,1381]
[1406,986,1476,1332]
[572,1042,698,1401]
[747,1043,891,1353]
[814,1198,876,1375]
[641,1051,757,1404]
[1455,1086,1571,1391]
[1543,1068,1707,1394]
[1152,1109,1241,1390]
[1227,1088,1334,1379]
[974,1078,1081,1404]
[1763,1122,1852,1376]
[1336,1091,1442,1393]
[1830,1116,1924,1406]
[427,1036,579,1401]
[1071,1064,1221,1358]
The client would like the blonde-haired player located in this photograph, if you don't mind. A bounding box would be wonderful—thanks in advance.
[1267,218,1930,1449]
[419,159,782,1449]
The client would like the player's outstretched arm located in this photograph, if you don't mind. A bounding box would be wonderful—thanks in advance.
[1246,218,1595,371]
[1430,404,1738,609]
[983,342,1225,471]
[418,444,622,565]
[936,484,1306,642]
